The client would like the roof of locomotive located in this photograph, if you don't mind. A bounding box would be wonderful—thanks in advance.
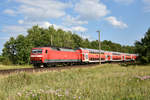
[32,47,76,52]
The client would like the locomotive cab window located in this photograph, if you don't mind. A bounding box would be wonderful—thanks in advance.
[32,49,43,54]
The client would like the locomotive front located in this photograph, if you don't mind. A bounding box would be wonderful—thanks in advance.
[30,48,44,67]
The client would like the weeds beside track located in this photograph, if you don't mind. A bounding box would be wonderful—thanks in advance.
[0,64,150,100]
[0,64,99,75]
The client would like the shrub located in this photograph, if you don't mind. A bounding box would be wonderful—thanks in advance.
[0,56,5,62]
[1,58,12,65]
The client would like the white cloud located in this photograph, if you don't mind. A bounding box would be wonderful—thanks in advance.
[105,16,128,29]
[18,20,24,24]
[63,15,88,26]
[3,9,17,16]
[2,20,87,37]
[41,21,71,31]
[2,26,27,34]
[74,0,109,20]
[42,22,87,32]
[71,26,87,32]
[113,0,134,4]
[2,0,89,36]
[0,37,10,40]
[2,21,51,36]
[143,0,150,12]
[4,0,71,19]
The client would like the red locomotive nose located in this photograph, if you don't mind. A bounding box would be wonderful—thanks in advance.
[31,55,42,60]
[30,49,43,64]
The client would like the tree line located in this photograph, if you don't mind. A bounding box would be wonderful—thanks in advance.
[1,25,136,65]
[135,28,150,64]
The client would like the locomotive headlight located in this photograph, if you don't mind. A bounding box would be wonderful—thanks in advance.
[31,55,43,57]
[39,58,41,60]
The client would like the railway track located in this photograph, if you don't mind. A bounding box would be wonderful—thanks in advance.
[0,61,136,75]
[0,64,99,75]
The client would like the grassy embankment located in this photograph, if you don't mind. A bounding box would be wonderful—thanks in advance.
[0,64,32,70]
[0,64,150,100]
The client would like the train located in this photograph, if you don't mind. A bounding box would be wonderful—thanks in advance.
[30,47,138,67]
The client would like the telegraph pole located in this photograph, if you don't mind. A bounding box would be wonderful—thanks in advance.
[51,35,53,46]
[97,30,101,65]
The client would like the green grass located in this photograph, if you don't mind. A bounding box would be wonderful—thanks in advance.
[0,64,150,100]
[0,64,33,70]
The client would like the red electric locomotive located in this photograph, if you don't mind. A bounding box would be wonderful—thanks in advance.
[31,47,81,67]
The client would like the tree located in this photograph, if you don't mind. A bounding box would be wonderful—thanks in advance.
[135,28,150,63]
[82,38,91,48]
[90,40,99,49]
[2,37,17,64]
[72,34,83,48]
[2,35,33,64]
[15,35,33,64]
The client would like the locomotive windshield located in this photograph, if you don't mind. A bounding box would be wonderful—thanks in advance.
[32,49,43,54]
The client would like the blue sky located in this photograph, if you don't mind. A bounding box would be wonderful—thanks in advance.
[0,0,150,53]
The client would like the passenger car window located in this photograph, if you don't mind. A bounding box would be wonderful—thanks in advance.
[45,50,48,54]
